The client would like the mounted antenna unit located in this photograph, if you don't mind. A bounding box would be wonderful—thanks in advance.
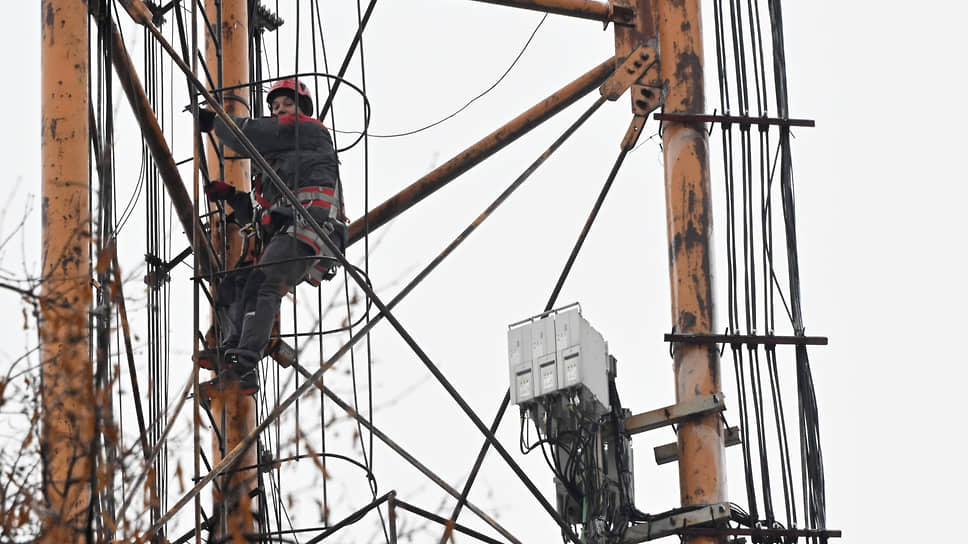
[508,306,635,541]
[508,304,610,414]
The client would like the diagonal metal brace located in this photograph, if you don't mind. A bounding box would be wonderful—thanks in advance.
[600,44,658,100]
[620,114,647,151]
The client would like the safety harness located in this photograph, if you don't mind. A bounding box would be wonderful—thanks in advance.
[250,177,347,285]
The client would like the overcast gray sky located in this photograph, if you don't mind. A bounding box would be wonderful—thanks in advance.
[1,1,966,542]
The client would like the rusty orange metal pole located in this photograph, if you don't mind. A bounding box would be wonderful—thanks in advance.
[656,0,726,541]
[39,1,94,542]
[203,0,258,540]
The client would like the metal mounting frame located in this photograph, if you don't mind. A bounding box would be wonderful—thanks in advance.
[654,426,742,465]
[624,393,726,435]
[623,503,731,542]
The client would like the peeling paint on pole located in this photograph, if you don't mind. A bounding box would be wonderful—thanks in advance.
[656,0,727,541]
[40,1,93,542]
[204,0,259,540]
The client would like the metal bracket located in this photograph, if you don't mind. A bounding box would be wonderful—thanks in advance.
[620,114,648,151]
[623,503,731,542]
[252,2,284,34]
[143,1,176,27]
[600,45,658,101]
[267,338,295,368]
[654,426,742,465]
[624,393,726,435]
[144,246,193,289]
[606,0,636,27]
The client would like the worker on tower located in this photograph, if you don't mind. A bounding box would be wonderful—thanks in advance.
[195,77,346,395]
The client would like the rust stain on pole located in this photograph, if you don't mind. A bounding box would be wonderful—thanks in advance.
[40,1,94,541]
[204,1,258,541]
[347,58,614,245]
[655,0,726,541]
[206,0,251,263]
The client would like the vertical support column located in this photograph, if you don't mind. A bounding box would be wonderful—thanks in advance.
[39,1,93,542]
[656,0,726,542]
[204,0,257,540]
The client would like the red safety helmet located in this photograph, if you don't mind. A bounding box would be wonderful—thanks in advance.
[267,78,314,116]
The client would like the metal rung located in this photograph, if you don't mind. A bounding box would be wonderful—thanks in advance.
[654,426,742,465]
[623,503,731,542]
[624,394,725,435]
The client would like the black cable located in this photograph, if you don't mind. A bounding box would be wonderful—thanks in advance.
[767,0,826,530]
[765,346,797,529]
[348,1,390,539]
[351,14,548,139]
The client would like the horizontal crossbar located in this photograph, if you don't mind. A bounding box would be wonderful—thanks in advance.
[654,112,815,128]
[665,333,828,346]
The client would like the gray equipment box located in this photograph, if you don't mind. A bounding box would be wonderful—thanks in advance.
[508,307,609,412]
[554,308,608,412]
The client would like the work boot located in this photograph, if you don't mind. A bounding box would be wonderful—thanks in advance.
[199,367,259,398]
[194,347,227,370]
[199,353,260,398]
[225,351,260,396]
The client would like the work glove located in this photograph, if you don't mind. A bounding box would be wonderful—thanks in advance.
[204,180,237,201]
[197,108,216,132]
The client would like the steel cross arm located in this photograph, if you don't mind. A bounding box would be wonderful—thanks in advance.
[284,363,521,544]
[469,0,634,25]
[346,56,616,245]
[109,22,220,277]
[665,333,828,346]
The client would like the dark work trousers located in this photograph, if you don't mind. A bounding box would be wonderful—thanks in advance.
[217,234,316,367]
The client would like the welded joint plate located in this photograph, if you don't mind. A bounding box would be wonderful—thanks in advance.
[625,393,726,435]
[654,426,742,465]
[631,83,663,116]
[623,502,731,542]
[600,45,658,101]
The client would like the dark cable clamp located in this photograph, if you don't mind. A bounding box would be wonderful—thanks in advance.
[144,246,193,289]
